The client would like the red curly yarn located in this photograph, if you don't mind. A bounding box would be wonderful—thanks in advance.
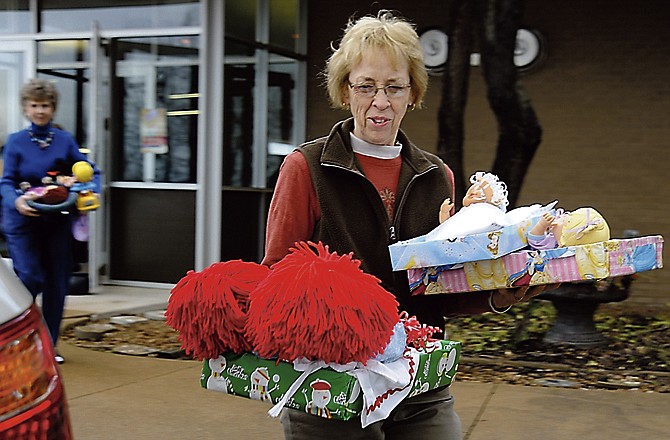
[166,260,270,360]
[400,311,442,351]
[245,241,399,365]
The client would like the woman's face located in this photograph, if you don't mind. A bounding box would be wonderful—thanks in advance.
[343,48,414,146]
[23,100,55,127]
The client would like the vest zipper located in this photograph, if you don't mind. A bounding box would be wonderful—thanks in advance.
[391,166,438,243]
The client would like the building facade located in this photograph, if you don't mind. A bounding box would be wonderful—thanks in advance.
[1,1,668,308]
[0,0,307,290]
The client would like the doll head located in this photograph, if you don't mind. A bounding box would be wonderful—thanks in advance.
[73,161,94,183]
[554,207,610,246]
[463,172,509,212]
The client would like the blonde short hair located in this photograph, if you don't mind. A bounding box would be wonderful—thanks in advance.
[325,10,428,110]
[558,207,610,247]
[21,78,59,111]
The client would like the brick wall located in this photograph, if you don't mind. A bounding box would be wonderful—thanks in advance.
[306,0,669,310]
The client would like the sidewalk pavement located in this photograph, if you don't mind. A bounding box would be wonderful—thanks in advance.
[59,286,670,440]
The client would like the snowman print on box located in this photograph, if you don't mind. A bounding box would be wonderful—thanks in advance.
[249,367,279,402]
[207,356,232,393]
[304,379,333,419]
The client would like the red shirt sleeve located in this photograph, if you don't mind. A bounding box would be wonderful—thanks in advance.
[262,151,319,266]
[444,163,456,217]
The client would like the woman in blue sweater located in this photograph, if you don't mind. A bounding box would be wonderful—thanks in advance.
[1,78,101,363]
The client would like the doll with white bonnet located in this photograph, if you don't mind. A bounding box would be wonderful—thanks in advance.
[439,171,509,223]
[427,172,510,241]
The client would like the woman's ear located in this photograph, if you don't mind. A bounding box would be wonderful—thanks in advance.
[341,86,350,108]
[409,89,417,109]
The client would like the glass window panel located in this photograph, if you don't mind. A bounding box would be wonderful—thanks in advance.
[225,38,256,58]
[0,0,30,35]
[41,0,200,32]
[270,0,300,52]
[112,37,198,183]
[36,69,90,149]
[222,63,255,187]
[225,0,256,43]
[0,50,26,146]
[266,58,297,187]
[38,40,89,64]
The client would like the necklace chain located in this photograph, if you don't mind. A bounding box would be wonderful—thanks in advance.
[28,129,55,148]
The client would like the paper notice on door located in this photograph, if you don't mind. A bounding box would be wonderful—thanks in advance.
[140,108,168,154]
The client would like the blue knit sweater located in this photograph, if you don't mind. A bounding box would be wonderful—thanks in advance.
[1,122,101,227]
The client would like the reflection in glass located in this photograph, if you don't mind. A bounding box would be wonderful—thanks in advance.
[270,0,301,52]
[0,51,26,146]
[267,60,297,187]
[38,40,89,64]
[36,70,89,149]
[223,64,255,187]
[225,0,256,43]
[0,0,30,34]
[222,57,298,188]
[41,0,200,32]
[112,37,198,183]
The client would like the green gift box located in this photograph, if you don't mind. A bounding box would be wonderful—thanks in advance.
[201,339,461,425]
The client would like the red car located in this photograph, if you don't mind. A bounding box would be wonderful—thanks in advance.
[0,259,73,439]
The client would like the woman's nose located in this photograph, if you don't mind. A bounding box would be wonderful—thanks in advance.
[372,91,390,109]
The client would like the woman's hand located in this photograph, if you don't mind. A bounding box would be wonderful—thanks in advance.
[15,195,40,217]
[491,284,561,309]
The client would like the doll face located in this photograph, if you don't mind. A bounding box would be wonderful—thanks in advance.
[463,180,494,207]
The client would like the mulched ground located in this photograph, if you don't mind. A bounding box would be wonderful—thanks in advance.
[60,301,670,393]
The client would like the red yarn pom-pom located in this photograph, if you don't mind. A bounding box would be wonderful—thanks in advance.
[245,241,399,365]
[166,260,270,360]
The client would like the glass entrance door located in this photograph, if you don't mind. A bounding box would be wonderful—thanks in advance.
[0,41,33,148]
[34,34,107,293]
[0,41,33,261]
[107,35,199,284]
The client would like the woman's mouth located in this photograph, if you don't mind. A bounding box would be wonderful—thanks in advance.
[368,116,390,126]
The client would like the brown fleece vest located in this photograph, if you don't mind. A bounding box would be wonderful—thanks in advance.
[298,119,454,327]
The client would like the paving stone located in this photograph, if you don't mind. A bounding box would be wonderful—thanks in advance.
[110,315,149,325]
[143,310,167,321]
[533,378,581,388]
[74,323,116,341]
[156,348,188,359]
[112,344,160,356]
[596,378,642,389]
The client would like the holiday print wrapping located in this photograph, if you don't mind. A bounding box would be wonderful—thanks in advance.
[201,339,461,426]
[388,209,551,271]
[405,236,663,295]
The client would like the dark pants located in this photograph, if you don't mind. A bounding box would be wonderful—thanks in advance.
[280,386,462,440]
[5,213,73,346]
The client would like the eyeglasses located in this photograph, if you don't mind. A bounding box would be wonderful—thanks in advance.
[348,82,411,99]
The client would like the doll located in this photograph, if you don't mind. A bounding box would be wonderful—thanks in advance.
[527,207,610,249]
[19,161,99,213]
[426,171,554,243]
[439,171,509,223]
[19,172,76,209]
[426,172,512,241]
[70,161,100,211]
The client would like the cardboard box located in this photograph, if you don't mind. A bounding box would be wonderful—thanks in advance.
[201,339,461,426]
[406,236,664,295]
[389,204,555,270]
